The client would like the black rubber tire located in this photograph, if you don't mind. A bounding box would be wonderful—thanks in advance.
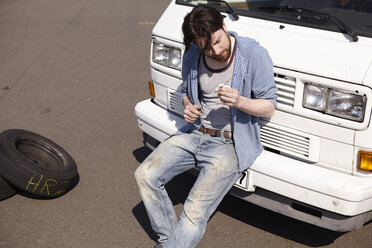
[0,129,78,198]
[0,176,16,201]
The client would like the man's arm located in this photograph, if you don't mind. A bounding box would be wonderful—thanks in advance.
[217,87,275,117]
[217,44,277,118]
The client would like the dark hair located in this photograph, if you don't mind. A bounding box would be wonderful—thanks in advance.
[182,6,225,52]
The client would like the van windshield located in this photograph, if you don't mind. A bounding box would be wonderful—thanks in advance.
[176,0,372,38]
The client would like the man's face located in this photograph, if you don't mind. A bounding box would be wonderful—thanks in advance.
[197,24,231,62]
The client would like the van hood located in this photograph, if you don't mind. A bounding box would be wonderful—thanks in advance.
[153,2,372,87]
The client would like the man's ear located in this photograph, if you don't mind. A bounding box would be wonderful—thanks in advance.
[223,22,227,32]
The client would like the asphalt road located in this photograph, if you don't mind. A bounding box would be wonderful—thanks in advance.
[0,0,371,247]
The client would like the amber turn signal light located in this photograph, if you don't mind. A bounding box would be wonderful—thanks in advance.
[148,81,155,98]
[358,150,372,172]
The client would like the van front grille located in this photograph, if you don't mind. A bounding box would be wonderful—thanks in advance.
[274,73,296,107]
[260,121,319,162]
[167,89,184,115]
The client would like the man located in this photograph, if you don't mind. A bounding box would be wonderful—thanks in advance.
[135,5,277,248]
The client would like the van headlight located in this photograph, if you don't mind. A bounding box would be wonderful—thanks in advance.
[152,41,182,70]
[303,83,366,122]
[303,84,327,111]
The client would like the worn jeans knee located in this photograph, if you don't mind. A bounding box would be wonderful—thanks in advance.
[134,157,163,192]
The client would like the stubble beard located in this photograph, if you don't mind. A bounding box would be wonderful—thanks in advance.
[212,33,231,62]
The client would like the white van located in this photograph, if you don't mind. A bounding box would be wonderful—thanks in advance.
[135,0,372,232]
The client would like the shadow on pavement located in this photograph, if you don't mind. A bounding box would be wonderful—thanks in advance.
[217,194,346,247]
[132,202,158,242]
[131,145,349,247]
[132,146,153,164]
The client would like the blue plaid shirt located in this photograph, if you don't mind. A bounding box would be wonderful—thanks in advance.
[180,32,277,172]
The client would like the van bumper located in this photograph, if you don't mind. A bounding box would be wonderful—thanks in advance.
[135,99,372,231]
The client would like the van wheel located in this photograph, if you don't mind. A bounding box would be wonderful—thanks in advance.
[0,176,16,201]
[0,129,78,198]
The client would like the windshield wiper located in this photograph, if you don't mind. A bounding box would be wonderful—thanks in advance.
[259,6,358,42]
[207,0,239,20]
[331,14,358,42]
[260,6,330,22]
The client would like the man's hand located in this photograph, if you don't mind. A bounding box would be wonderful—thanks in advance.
[217,87,240,108]
[183,95,202,123]
[217,87,276,117]
[184,104,202,123]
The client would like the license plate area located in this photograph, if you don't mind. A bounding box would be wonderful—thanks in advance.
[234,170,255,192]
[234,171,248,189]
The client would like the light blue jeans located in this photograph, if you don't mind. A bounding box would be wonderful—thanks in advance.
[134,129,240,248]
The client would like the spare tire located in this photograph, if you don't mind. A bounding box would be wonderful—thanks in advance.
[0,176,16,200]
[0,129,78,198]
